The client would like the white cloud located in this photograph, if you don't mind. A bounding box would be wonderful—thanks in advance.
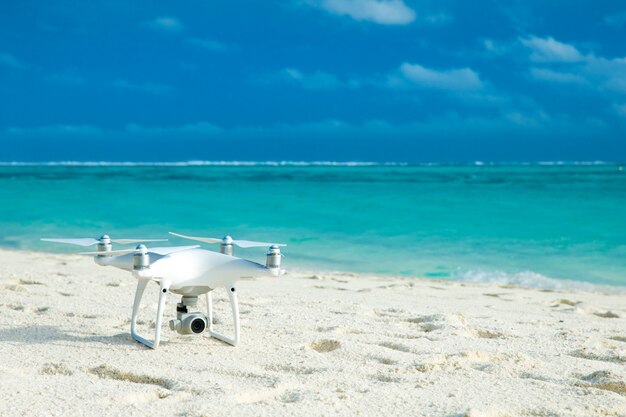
[398,63,483,91]
[259,64,507,108]
[313,0,415,25]
[586,56,626,94]
[521,36,626,97]
[112,78,173,95]
[520,36,584,63]
[185,37,235,52]
[529,68,587,85]
[145,16,184,33]
[0,53,28,70]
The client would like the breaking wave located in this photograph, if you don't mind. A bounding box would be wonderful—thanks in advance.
[459,269,626,293]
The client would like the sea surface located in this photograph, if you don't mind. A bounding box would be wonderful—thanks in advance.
[1,162,625,289]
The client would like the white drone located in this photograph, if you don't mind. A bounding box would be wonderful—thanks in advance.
[41,233,285,349]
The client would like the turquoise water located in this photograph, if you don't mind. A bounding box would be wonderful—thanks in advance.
[1,163,625,288]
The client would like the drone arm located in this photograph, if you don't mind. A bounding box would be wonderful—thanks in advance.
[206,284,240,346]
[130,279,169,349]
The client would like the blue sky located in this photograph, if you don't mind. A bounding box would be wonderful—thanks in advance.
[1,0,626,162]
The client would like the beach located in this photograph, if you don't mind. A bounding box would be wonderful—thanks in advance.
[0,248,624,417]
[4,0,626,415]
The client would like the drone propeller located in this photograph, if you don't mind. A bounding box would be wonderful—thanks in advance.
[79,245,199,256]
[41,235,167,247]
[168,232,286,248]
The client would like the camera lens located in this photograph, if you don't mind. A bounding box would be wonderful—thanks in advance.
[190,317,206,334]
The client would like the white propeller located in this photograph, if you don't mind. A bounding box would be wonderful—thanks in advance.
[79,245,199,256]
[41,235,167,247]
[169,232,286,248]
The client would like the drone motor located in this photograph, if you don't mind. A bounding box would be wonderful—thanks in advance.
[132,244,150,270]
[96,235,112,255]
[220,235,233,256]
[266,245,282,270]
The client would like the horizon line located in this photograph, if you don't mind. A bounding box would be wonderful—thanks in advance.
[0,160,624,167]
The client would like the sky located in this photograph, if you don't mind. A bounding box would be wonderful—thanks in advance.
[1,0,626,162]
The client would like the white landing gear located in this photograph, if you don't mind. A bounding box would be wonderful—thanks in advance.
[130,279,169,349]
[206,284,240,346]
[129,280,240,349]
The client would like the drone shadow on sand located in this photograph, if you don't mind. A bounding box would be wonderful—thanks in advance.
[0,325,139,348]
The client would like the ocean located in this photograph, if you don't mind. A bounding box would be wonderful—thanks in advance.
[1,162,625,289]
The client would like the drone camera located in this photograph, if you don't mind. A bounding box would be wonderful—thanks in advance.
[190,316,206,333]
[169,312,207,334]
[169,296,208,334]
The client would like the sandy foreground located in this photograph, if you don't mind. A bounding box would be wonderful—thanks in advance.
[0,249,624,417]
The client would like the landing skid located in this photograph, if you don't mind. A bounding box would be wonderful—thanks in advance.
[130,280,240,349]
[206,286,240,346]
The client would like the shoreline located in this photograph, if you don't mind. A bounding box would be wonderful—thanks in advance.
[5,247,626,295]
[0,249,624,416]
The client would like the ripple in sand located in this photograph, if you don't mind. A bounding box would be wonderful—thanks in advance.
[483,293,503,298]
[369,356,398,365]
[407,314,476,336]
[40,363,73,376]
[576,370,626,396]
[265,364,323,375]
[550,298,580,307]
[310,339,341,352]
[378,341,411,352]
[474,329,503,339]
[89,365,179,390]
[18,279,44,286]
[592,311,620,319]
[278,390,303,403]
[569,349,626,364]
[372,373,402,383]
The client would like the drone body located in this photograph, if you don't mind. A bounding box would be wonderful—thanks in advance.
[41,233,285,349]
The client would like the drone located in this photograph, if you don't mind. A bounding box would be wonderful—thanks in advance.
[41,233,285,349]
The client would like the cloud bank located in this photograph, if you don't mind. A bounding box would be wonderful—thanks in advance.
[312,0,416,25]
[397,63,483,91]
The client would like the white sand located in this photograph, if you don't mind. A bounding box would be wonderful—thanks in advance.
[0,249,624,417]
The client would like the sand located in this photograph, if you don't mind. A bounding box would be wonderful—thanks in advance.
[0,249,624,417]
